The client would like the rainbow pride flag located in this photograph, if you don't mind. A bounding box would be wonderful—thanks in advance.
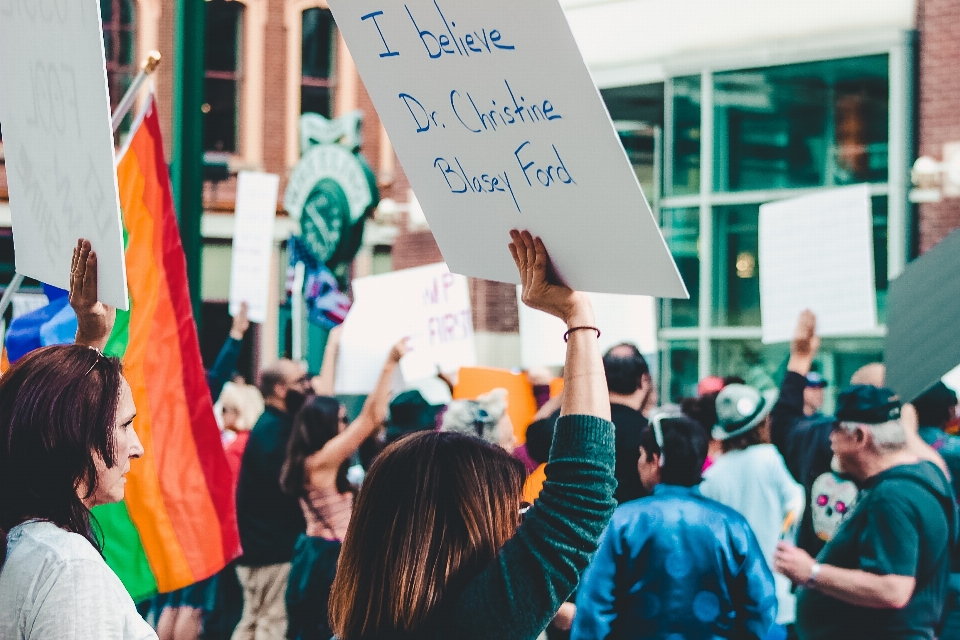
[91,93,240,601]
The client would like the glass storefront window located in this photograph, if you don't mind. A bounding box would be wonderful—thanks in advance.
[619,126,657,201]
[603,83,665,201]
[713,55,889,192]
[710,340,788,391]
[713,204,760,327]
[669,76,701,196]
[664,341,699,402]
[302,8,336,117]
[661,208,700,327]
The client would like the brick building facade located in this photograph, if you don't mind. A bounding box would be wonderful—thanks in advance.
[916,0,960,252]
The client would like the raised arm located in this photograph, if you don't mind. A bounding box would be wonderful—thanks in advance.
[444,231,617,640]
[770,310,819,454]
[309,338,407,473]
[312,325,343,396]
[208,302,250,400]
[511,230,609,422]
[70,239,117,351]
[787,310,819,377]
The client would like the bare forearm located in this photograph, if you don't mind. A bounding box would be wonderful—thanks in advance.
[787,354,814,376]
[75,324,110,351]
[361,359,398,426]
[314,339,339,396]
[559,301,610,421]
[811,565,913,609]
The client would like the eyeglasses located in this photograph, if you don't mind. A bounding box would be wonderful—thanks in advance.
[650,412,684,468]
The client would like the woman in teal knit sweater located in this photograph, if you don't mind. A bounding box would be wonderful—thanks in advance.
[328,230,618,640]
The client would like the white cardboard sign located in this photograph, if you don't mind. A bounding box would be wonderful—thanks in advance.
[759,185,877,344]
[518,288,658,368]
[336,263,476,394]
[229,172,280,323]
[326,0,687,299]
[0,0,128,309]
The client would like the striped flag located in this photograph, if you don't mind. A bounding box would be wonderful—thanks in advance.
[91,92,241,601]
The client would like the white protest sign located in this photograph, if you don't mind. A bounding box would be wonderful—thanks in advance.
[0,0,128,309]
[326,0,687,298]
[335,263,476,394]
[759,185,877,344]
[518,288,657,368]
[229,172,280,323]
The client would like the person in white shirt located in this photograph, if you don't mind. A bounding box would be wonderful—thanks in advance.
[0,239,157,640]
[699,384,805,639]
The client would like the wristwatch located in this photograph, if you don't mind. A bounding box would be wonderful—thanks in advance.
[807,563,822,587]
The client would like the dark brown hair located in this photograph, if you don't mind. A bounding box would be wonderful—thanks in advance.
[280,395,351,496]
[0,345,124,566]
[639,415,708,487]
[721,416,771,453]
[329,431,525,639]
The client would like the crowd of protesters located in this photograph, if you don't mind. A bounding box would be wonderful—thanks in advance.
[2,234,960,640]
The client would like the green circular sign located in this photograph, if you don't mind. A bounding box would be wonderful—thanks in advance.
[300,178,351,264]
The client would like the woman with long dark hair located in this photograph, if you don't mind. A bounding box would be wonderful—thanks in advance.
[0,240,157,639]
[328,230,618,640]
[280,339,407,640]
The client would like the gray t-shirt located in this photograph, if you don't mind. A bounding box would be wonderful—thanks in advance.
[0,521,157,639]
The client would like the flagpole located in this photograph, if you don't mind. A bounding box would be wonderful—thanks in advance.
[0,53,163,323]
[112,51,163,135]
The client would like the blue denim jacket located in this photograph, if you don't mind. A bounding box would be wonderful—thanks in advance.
[572,484,778,640]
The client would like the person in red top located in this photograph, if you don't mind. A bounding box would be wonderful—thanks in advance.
[220,382,265,491]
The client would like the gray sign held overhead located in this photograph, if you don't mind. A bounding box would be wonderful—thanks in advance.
[885,227,960,403]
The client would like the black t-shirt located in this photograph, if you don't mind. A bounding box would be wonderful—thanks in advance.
[770,371,836,557]
[796,461,956,640]
[236,406,307,566]
[547,403,647,504]
[608,403,648,504]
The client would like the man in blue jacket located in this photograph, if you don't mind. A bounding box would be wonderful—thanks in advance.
[572,414,778,640]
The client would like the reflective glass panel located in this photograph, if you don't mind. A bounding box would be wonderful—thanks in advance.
[710,340,788,391]
[713,204,760,327]
[713,55,888,192]
[669,76,701,196]
[661,208,700,328]
[602,83,665,200]
[203,78,238,153]
[664,341,699,402]
[302,9,335,81]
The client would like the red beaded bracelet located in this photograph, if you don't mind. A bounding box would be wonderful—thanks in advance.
[563,326,601,343]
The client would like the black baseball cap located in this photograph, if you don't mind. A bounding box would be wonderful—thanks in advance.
[836,385,901,425]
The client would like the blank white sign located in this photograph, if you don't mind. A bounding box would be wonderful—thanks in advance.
[326,0,687,298]
[759,185,877,344]
[518,288,658,368]
[0,0,128,309]
[229,172,280,323]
